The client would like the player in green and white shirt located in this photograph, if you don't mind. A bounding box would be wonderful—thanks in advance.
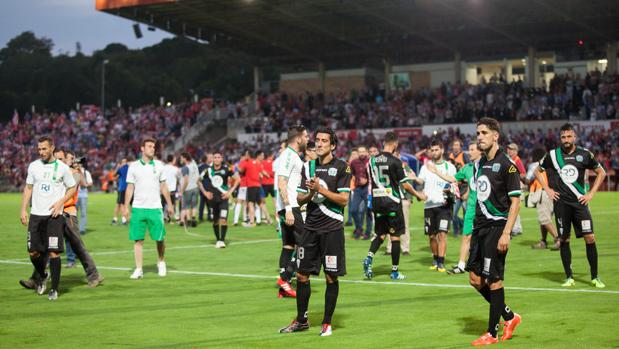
[124,138,175,279]
[427,142,482,274]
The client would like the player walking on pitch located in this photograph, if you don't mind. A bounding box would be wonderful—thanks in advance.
[362,132,425,280]
[124,138,175,279]
[468,118,522,346]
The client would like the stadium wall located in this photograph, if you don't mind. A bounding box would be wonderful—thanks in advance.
[279,69,367,95]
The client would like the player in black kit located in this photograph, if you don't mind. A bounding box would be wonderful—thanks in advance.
[362,132,425,280]
[468,118,522,346]
[198,152,240,248]
[279,127,351,337]
[534,123,606,288]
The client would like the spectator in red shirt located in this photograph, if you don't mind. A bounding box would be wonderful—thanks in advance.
[261,151,276,217]
[233,150,250,225]
[256,150,273,225]
[349,145,372,239]
[239,150,263,227]
[507,143,525,236]
[507,143,526,179]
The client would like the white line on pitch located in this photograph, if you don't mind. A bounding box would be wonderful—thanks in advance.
[1,259,617,295]
[3,238,280,262]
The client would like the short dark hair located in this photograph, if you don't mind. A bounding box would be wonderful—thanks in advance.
[166,154,174,162]
[307,141,316,150]
[141,137,156,147]
[384,132,399,145]
[477,117,501,133]
[430,139,443,148]
[65,150,75,157]
[560,123,575,133]
[254,150,264,158]
[315,127,338,149]
[531,148,546,163]
[38,136,54,146]
[287,125,306,145]
[181,152,192,161]
[53,148,64,155]
[213,151,223,156]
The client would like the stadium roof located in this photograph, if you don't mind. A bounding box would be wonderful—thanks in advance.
[97,0,619,68]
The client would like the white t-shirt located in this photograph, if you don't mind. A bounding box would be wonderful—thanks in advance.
[418,160,457,209]
[126,159,166,209]
[275,147,304,211]
[26,159,77,216]
[181,160,200,191]
[77,169,93,198]
[163,163,180,192]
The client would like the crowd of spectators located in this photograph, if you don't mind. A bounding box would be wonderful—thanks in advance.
[0,100,215,190]
[2,70,619,191]
[239,70,619,133]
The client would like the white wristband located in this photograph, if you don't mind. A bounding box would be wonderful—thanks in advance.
[285,205,292,212]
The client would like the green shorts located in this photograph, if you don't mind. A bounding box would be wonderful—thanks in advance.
[463,205,475,236]
[129,208,166,241]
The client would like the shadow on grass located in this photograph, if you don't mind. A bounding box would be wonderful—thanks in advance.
[458,316,487,335]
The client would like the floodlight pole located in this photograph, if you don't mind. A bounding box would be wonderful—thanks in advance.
[101,59,109,116]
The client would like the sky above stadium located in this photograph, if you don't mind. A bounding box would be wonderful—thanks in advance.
[1,0,173,55]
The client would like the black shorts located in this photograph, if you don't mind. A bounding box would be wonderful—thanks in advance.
[466,225,507,282]
[374,210,405,237]
[262,185,275,198]
[27,214,65,253]
[424,206,452,235]
[298,228,346,277]
[246,187,261,203]
[278,208,305,247]
[554,201,594,239]
[117,190,126,204]
[209,200,230,221]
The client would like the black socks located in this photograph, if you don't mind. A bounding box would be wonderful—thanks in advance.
[220,225,228,242]
[391,240,400,271]
[213,224,220,241]
[296,279,311,323]
[323,280,339,324]
[49,257,61,291]
[560,241,573,278]
[280,248,294,281]
[488,288,505,337]
[586,242,598,279]
[476,285,514,321]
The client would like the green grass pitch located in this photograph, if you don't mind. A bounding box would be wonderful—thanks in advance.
[1,192,618,348]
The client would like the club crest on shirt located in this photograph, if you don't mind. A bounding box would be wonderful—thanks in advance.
[328,168,337,176]
[492,163,501,172]
[576,155,583,162]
